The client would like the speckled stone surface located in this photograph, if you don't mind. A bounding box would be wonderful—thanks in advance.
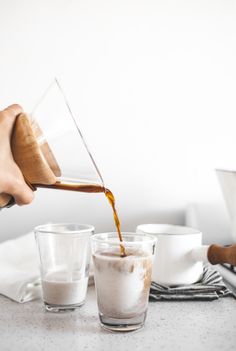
[0,286,235,351]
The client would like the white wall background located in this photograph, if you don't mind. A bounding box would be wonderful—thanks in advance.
[0,0,236,242]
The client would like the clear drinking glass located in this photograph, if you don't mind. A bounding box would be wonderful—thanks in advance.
[92,232,156,332]
[35,223,94,312]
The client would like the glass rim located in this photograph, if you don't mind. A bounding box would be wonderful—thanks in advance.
[91,232,157,245]
[34,223,95,235]
[136,224,201,236]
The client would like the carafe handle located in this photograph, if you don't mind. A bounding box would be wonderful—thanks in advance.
[208,244,236,266]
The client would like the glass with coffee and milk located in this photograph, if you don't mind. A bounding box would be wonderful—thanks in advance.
[92,232,156,332]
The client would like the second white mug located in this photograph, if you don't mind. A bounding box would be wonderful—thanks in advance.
[136,224,236,286]
[136,224,206,286]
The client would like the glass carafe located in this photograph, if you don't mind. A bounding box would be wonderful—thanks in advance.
[0,79,105,208]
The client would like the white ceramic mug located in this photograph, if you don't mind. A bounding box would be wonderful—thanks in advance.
[136,224,236,286]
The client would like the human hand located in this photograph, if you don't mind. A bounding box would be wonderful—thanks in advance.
[0,104,34,206]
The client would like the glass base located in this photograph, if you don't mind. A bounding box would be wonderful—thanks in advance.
[99,311,147,332]
[44,300,85,313]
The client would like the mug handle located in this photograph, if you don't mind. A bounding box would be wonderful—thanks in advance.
[208,244,236,266]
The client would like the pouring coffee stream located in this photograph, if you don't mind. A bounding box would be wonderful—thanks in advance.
[104,188,126,257]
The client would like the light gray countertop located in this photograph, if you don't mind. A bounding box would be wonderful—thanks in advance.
[0,286,235,351]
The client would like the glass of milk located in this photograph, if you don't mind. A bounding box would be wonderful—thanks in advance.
[92,232,156,331]
[35,223,94,312]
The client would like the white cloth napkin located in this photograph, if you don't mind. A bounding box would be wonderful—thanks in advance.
[0,233,41,303]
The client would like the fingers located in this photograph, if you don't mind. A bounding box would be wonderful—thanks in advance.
[0,180,34,206]
[0,103,32,207]
[4,177,35,206]
[2,104,23,120]
[0,104,23,129]
[3,104,23,116]
[12,181,35,206]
